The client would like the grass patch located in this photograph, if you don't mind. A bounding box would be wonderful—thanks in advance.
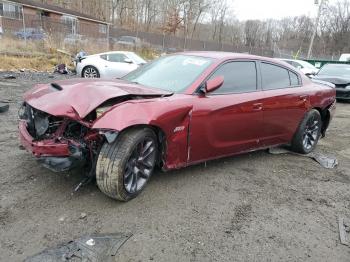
[0,55,72,71]
[0,36,159,71]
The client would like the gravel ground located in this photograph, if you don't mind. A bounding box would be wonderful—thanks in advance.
[0,72,350,262]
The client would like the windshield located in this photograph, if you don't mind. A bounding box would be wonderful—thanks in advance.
[299,61,317,70]
[127,52,146,64]
[122,55,213,93]
[318,64,350,77]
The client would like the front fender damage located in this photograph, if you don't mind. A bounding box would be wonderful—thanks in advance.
[20,97,194,174]
[92,101,194,170]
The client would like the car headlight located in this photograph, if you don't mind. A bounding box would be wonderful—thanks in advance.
[96,106,112,118]
[345,85,350,90]
[18,102,29,120]
[34,113,49,136]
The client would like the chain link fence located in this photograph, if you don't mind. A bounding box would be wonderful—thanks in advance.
[0,13,109,55]
[111,27,274,57]
[0,11,277,58]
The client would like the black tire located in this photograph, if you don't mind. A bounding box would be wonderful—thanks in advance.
[291,109,322,154]
[82,66,100,78]
[96,128,158,201]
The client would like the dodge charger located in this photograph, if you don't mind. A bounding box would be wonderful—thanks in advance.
[19,52,336,201]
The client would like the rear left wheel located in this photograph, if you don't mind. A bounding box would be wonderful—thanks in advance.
[291,109,322,154]
[96,128,158,201]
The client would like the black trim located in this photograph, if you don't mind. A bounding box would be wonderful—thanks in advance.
[194,59,260,95]
[258,60,303,91]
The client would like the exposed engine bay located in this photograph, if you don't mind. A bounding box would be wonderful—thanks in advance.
[19,102,103,173]
[18,92,165,175]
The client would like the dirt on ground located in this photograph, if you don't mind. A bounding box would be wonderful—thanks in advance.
[0,72,349,262]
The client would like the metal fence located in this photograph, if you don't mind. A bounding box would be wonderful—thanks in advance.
[0,12,109,53]
[111,27,275,57]
[0,11,278,57]
[1,10,345,61]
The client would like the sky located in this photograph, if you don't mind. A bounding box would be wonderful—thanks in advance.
[232,0,336,20]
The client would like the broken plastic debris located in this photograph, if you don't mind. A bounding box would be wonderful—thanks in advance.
[268,147,338,169]
[24,233,132,262]
[86,238,95,246]
[2,74,16,79]
[54,64,69,74]
[339,217,350,246]
[310,152,338,169]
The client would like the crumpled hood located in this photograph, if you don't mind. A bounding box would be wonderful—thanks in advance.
[313,75,350,86]
[24,78,172,118]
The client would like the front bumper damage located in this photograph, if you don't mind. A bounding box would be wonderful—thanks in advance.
[37,146,85,173]
[19,120,87,172]
[18,103,102,172]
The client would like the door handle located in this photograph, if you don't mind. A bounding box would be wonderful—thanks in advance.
[252,103,263,111]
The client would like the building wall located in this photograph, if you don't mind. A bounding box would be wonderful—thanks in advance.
[1,14,22,32]
[23,6,39,28]
[0,1,107,38]
[79,19,107,38]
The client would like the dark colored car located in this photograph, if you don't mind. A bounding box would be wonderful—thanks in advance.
[18,52,336,201]
[117,36,141,48]
[116,36,150,49]
[14,28,46,40]
[313,63,350,100]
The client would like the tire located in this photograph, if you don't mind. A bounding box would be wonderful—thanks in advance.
[96,128,158,201]
[82,66,100,78]
[291,109,322,154]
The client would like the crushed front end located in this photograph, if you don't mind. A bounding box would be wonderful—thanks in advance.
[18,102,102,172]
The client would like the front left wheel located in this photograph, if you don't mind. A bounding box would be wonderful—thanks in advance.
[96,128,158,201]
[82,66,100,78]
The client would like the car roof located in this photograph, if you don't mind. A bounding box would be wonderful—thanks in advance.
[178,51,278,62]
[119,36,138,39]
[99,51,134,55]
[323,63,350,67]
[86,51,135,58]
[280,58,305,63]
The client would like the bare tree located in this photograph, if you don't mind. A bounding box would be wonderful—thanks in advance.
[34,0,350,58]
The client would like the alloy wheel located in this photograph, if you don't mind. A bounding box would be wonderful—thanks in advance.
[302,115,320,151]
[83,67,98,78]
[124,138,156,194]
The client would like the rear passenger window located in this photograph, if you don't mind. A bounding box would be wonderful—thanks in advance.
[261,63,290,90]
[289,71,300,86]
[210,61,257,94]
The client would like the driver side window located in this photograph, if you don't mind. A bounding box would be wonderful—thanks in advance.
[209,61,257,94]
[108,53,128,63]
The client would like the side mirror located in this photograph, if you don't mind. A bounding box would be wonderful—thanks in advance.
[124,58,133,64]
[204,76,224,93]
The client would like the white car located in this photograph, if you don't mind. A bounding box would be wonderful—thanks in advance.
[279,59,319,76]
[76,51,146,78]
[339,54,350,62]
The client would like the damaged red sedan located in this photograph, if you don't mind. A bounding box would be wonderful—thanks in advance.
[19,52,336,201]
